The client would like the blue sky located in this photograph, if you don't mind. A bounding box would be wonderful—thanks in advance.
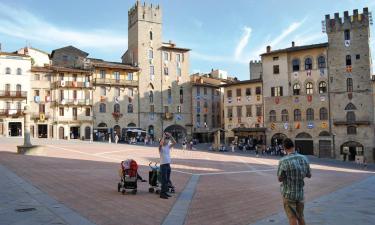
[0,0,374,80]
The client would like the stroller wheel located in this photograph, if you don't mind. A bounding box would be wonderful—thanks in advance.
[132,190,137,195]
[149,187,154,193]
[122,190,126,195]
[117,183,121,192]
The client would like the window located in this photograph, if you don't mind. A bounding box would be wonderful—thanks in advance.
[356,54,360,60]
[319,81,327,94]
[59,107,64,116]
[59,73,64,81]
[127,73,133,80]
[164,106,169,113]
[246,105,252,117]
[62,55,68,62]
[39,104,45,113]
[347,78,353,92]
[150,105,154,113]
[318,56,326,68]
[128,104,133,113]
[16,84,21,92]
[346,111,355,122]
[150,65,154,78]
[163,52,169,61]
[149,91,153,103]
[115,87,120,97]
[306,82,313,95]
[167,88,172,104]
[114,103,120,113]
[273,65,279,74]
[281,109,289,122]
[346,55,352,66]
[99,103,106,113]
[273,56,279,61]
[196,87,200,96]
[255,87,261,95]
[100,70,105,79]
[294,109,301,121]
[176,54,181,62]
[227,107,233,118]
[177,67,181,76]
[347,126,356,135]
[73,90,77,99]
[114,71,120,80]
[256,105,262,117]
[100,87,106,96]
[227,90,232,98]
[345,103,357,110]
[16,68,22,75]
[85,108,90,116]
[34,74,40,80]
[150,31,153,40]
[269,110,276,122]
[237,106,242,118]
[59,90,64,100]
[246,88,251,96]
[306,108,314,121]
[305,58,312,70]
[17,102,22,110]
[197,114,201,124]
[5,67,11,74]
[180,88,183,104]
[128,88,133,97]
[148,49,153,59]
[34,90,40,97]
[197,101,201,113]
[320,107,328,120]
[271,86,283,96]
[236,88,241,96]
[164,67,169,75]
[344,29,350,41]
[72,74,77,81]
[292,59,300,71]
[293,83,301,95]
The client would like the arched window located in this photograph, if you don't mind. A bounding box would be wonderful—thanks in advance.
[320,107,328,120]
[5,67,11,74]
[269,110,276,122]
[346,111,355,122]
[292,58,300,71]
[128,104,133,113]
[16,84,22,92]
[281,109,289,122]
[150,31,153,40]
[318,56,326,68]
[167,88,172,103]
[293,83,301,95]
[180,88,183,104]
[294,109,301,121]
[306,108,314,121]
[149,91,153,103]
[306,82,313,95]
[305,57,312,70]
[99,103,106,113]
[114,103,120,113]
[346,55,352,66]
[347,126,357,135]
[319,81,327,94]
[347,78,353,92]
[17,68,22,75]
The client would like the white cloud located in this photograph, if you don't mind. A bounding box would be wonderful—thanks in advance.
[234,26,252,60]
[0,3,127,50]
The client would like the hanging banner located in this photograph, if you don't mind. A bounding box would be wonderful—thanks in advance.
[275,97,280,104]
[307,70,311,77]
[307,95,312,102]
[295,122,301,129]
[284,123,289,130]
[320,96,325,101]
[346,66,352,72]
[271,123,276,130]
[344,40,351,47]
[114,96,119,103]
[294,97,299,103]
[256,95,261,101]
[321,122,328,129]
[257,116,262,123]
[307,122,314,129]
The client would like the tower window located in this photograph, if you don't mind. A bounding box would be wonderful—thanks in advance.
[344,29,350,41]
[346,55,352,66]
[150,31,153,40]
[347,78,353,92]
[305,58,312,70]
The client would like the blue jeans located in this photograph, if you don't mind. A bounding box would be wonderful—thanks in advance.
[160,163,171,195]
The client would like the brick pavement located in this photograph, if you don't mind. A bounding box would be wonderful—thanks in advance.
[0,138,373,225]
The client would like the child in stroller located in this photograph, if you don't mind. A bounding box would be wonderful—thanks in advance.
[117,159,140,195]
[148,162,175,194]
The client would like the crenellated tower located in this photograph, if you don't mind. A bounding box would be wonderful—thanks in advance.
[325,8,374,162]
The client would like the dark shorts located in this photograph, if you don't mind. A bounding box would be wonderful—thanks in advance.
[283,197,305,222]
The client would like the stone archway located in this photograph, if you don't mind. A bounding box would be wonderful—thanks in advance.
[164,125,187,143]
[295,132,313,155]
[59,127,65,139]
[341,141,363,162]
[271,133,287,146]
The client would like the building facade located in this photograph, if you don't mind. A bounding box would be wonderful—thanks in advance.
[222,79,264,144]
[0,52,31,137]
[122,1,192,141]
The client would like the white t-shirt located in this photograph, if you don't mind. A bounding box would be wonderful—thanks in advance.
[160,142,172,165]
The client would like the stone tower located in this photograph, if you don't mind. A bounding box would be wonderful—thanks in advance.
[325,8,374,162]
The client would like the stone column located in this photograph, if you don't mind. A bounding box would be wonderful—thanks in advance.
[23,106,32,147]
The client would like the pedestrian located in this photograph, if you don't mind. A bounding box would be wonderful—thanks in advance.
[182,139,187,150]
[114,134,119,144]
[277,138,311,225]
[159,132,176,199]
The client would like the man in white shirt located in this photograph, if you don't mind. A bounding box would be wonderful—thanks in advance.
[159,132,176,199]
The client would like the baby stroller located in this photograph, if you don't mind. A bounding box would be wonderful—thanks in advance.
[117,159,138,195]
[148,162,175,194]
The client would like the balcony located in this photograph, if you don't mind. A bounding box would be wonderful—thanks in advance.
[53,81,93,89]
[0,109,23,117]
[0,91,27,99]
[54,99,93,106]
[31,112,51,121]
[94,78,138,87]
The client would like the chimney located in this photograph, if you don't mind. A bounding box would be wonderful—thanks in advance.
[266,46,271,53]
[292,41,295,47]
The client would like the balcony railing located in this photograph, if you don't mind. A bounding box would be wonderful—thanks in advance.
[0,109,23,117]
[54,99,93,106]
[31,112,51,120]
[0,91,27,98]
[94,78,138,87]
[53,81,93,89]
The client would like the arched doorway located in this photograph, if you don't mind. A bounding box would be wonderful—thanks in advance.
[295,132,313,155]
[271,133,287,146]
[59,127,64,139]
[319,131,331,158]
[84,126,91,140]
[164,125,187,143]
[127,123,136,127]
[97,122,108,141]
[114,125,121,137]
[341,141,363,161]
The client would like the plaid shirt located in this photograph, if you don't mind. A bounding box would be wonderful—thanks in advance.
[277,152,311,201]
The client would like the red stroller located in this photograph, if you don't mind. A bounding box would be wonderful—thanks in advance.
[117,159,138,195]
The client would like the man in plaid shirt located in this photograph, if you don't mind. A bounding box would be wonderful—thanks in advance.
[277,138,311,225]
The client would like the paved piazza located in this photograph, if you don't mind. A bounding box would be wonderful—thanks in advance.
[0,138,374,225]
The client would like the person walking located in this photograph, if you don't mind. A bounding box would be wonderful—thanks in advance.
[114,134,119,144]
[277,138,311,225]
[159,132,176,199]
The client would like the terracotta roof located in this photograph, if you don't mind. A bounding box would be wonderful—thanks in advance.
[31,66,53,73]
[161,43,191,52]
[49,66,91,74]
[260,43,328,56]
[88,58,139,71]
[220,78,262,87]
[0,52,30,57]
